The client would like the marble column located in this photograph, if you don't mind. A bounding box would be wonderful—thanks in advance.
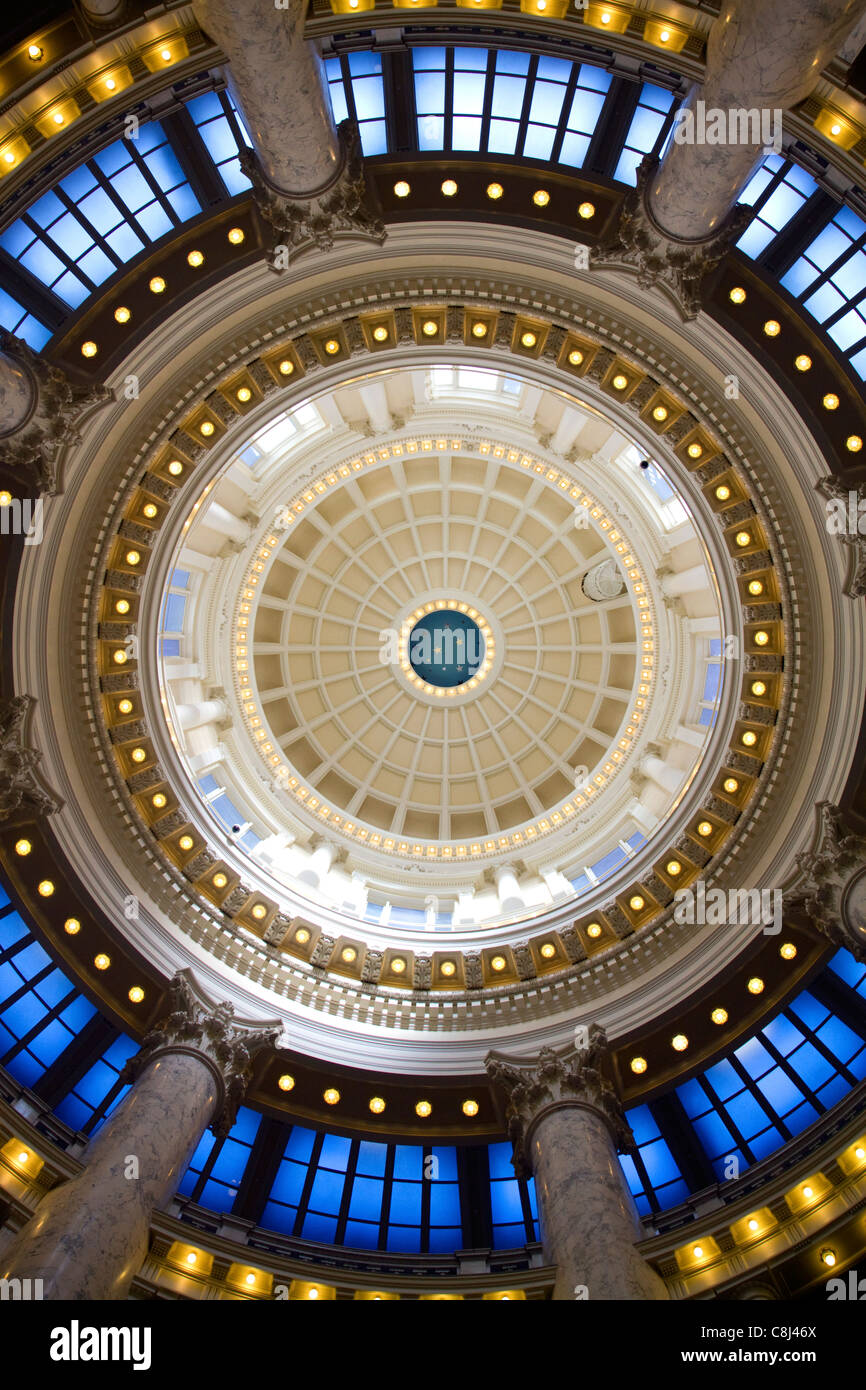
[79,0,126,24]
[593,0,866,318]
[486,1028,669,1301]
[650,0,866,243]
[0,970,281,1300]
[192,0,384,256]
[174,697,228,731]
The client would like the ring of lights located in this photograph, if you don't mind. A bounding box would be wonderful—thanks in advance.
[13,224,863,1071]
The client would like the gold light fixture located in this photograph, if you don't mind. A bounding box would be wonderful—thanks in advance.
[14,838,31,856]
[823,393,840,410]
[748,1218,759,1232]
[323,1087,340,1105]
[491,955,507,971]
[715,484,731,501]
[747,579,764,596]
[199,420,215,436]
[540,942,556,958]
[142,503,158,519]
[27,44,43,60]
[763,319,780,337]
[81,341,97,358]
[227,227,245,245]
[630,1056,647,1074]
[440,960,456,976]
[295,927,310,944]
[391,956,406,973]
[666,860,682,876]
[462,1099,479,1116]
[794,353,812,371]
[697,821,713,837]
[847,435,863,452]
[324,339,340,354]
[612,374,628,391]
[780,942,797,960]
[532,189,550,207]
[754,630,769,646]
[236,386,252,403]
[471,321,488,338]
[441,179,458,197]
[369,1096,386,1114]
[729,287,746,304]
[212,872,227,889]
[278,359,294,376]
[187,249,205,268]
[723,778,739,794]
[421,320,438,336]
[341,945,357,963]
[567,348,584,366]
[372,325,389,342]
[586,921,602,938]
[130,747,147,764]
[520,331,537,348]
[94,953,111,971]
[38,880,54,897]
[112,649,128,665]
[735,531,751,547]
[629,894,645,912]
[711,1007,728,1025]
[393,180,410,197]
[178,834,194,851]
[128,986,145,1003]
[653,405,668,422]
[751,680,767,697]
[486,182,503,199]
[672,1034,688,1051]
[578,201,595,219]
[152,793,167,809]
[742,730,758,746]
[64,918,81,935]
[278,1074,295,1091]
[415,1100,432,1117]
[168,460,183,476]
[747,976,764,994]
[149,276,166,294]
[821,1248,836,1268]
[251,904,267,920]
[687,443,703,459]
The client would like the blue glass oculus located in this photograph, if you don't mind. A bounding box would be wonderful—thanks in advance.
[408,611,484,687]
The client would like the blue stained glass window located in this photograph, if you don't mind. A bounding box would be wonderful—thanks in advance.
[779,203,866,376]
[309,1167,346,1215]
[614,84,676,186]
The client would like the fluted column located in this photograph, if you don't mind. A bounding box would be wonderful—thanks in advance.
[0,971,281,1300]
[192,0,384,257]
[650,0,866,243]
[486,1029,669,1301]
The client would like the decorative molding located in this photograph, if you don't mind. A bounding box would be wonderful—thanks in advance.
[817,476,866,598]
[790,802,866,961]
[119,969,281,1137]
[485,1025,634,1176]
[0,695,61,823]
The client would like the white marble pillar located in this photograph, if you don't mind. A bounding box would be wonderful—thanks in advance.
[192,0,341,195]
[0,971,280,1300]
[660,564,710,598]
[174,697,227,731]
[486,1029,669,1302]
[650,0,866,242]
[495,864,524,913]
[80,0,126,23]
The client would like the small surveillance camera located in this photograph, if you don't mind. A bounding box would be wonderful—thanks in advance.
[639,459,651,470]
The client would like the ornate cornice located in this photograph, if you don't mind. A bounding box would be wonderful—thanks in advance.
[485,1025,634,1175]
[790,802,866,961]
[0,695,61,824]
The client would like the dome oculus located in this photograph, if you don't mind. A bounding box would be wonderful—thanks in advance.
[406,609,485,689]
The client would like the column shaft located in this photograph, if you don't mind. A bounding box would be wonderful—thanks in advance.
[192,0,341,194]
[530,1104,669,1301]
[0,1052,218,1300]
[649,0,866,241]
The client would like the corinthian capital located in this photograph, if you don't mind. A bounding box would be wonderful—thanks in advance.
[485,1024,634,1175]
[121,969,282,1136]
[0,694,61,823]
[789,802,866,961]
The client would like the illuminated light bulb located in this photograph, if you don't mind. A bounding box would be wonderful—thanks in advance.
[393,180,410,198]
[537,0,546,9]
[823,393,840,411]
[666,860,682,876]
[186,1252,197,1266]
[391,956,406,973]
[187,249,204,268]
[697,821,713,838]
[486,182,503,199]
[295,927,311,944]
[780,942,797,960]
[152,793,167,809]
[227,227,245,245]
[161,48,172,61]
[440,179,458,197]
[653,405,668,422]
[278,359,294,376]
[748,1218,759,1232]
[28,44,43,60]
[462,1099,479,1116]
[245,1273,256,1286]
[38,880,54,897]
[178,835,194,851]
[711,1007,728,1026]
[754,630,769,646]
[687,443,703,459]
[105,78,116,92]
[324,339,340,354]
[212,872,227,890]
[236,386,252,403]
[372,325,389,341]
[630,1056,647,1074]
[601,10,611,22]
[735,531,751,548]
[763,319,780,337]
[830,123,842,136]
[723,778,739,794]
[715,484,731,501]
[17,1150,29,1163]
[491,955,507,971]
[612,374,628,391]
[278,1074,295,1091]
[369,1096,386,1114]
[308,1288,319,1299]
[168,460,183,476]
[586,922,602,938]
[629,894,645,912]
[748,579,764,596]
[794,353,812,371]
[440,960,456,976]
[126,550,141,567]
[521,331,537,348]
[64,917,81,936]
[747,976,764,994]
[53,112,64,126]
[578,201,595,219]
[854,1146,865,1161]
[729,287,746,304]
[113,305,133,328]
[532,189,550,207]
[693,1246,704,1259]
[112,649,128,665]
[14,838,31,856]
[251,904,268,920]
[471,322,488,338]
[803,1185,813,1198]
[130,747,147,764]
[81,341,97,358]
[846,434,863,452]
[416,1100,432,1117]
[94,953,111,970]
[659,27,671,41]
[421,320,438,336]
[0,492,10,507]
[751,680,767,697]
[128,986,145,1003]
[742,730,758,746]
[540,942,556,958]
[568,349,584,366]
[199,420,215,436]
[341,945,357,962]
[142,503,158,519]
[821,1248,836,1267]
[671,1034,688,1052]
[2,153,13,166]
[323,1087,340,1104]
